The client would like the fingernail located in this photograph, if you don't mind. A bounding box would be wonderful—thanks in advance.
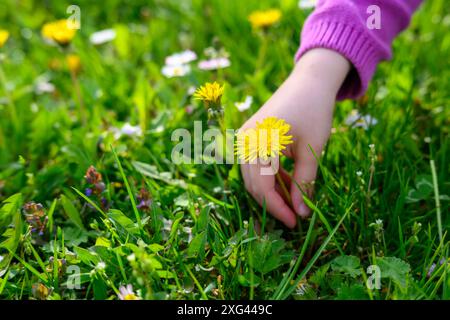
[298,203,310,217]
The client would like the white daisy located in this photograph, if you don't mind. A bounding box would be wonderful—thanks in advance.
[121,123,142,136]
[161,64,191,78]
[90,29,116,45]
[165,50,197,66]
[345,110,378,130]
[118,284,140,300]
[35,80,55,94]
[235,95,253,112]
[198,57,231,70]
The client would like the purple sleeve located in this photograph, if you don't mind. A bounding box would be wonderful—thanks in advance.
[295,0,422,100]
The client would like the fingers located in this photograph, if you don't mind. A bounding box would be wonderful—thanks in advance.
[275,167,293,203]
[240,162,297,229]
[278,167,292,186]
[263,189,297,229]
[291,144,319,218]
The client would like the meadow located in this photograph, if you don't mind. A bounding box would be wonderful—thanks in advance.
[0,0,448,300]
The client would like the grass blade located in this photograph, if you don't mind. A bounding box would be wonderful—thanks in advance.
[279,207,350,300]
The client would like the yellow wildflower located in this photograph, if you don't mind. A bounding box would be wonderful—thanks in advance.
[193,82,225,107]
[66,54,81,74]
[42,20,76,45]
[248,9,282,29]
[31,283,50,300]
[235,117,293,162]
[0,30,9,48]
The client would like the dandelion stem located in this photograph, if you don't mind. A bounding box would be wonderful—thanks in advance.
[0,62,18,127]
[255,33,268,73]
[69,69,87,125]
[276,171,292,207]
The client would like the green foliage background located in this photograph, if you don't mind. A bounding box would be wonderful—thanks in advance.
[0,0,448,300]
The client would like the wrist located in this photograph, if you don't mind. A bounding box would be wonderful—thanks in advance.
[291,48,351,97]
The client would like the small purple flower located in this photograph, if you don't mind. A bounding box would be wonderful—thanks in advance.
[85,188,93,196]
[137,199,152,210]
[136,200,146,209]
[100,197,109,210]
[136,188,152,211]
[427,263,436,278]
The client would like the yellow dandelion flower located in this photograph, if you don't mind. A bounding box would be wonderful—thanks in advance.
[66,54,81,74]
[235,116,293,162]
[41,20,76,45]
[193,82,225,107]
[248,9,282,29]
[0,30,9,48]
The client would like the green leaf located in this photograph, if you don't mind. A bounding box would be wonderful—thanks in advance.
[0,269,10,295]
[46,199,57,234]
[167,213,183,245]
[147,255,163,270]
[156,270,174,279]
[92,277,108,300]
[405,175,433,203]
[377,257,411,288]
[336,283,368,300]
[0,193,22,229]
[74,246,100,266]
[148,243,164,253]
[113,24,130,59]
[187,230,207,260]
[0,194,23,268]
[249,233,293,275]
[132,161,187,189]
[95,237,111,248]
[62,227,89,247]
[60,195,85,230]
[108,209,139,235]
[174,193,190,208]
[331,255,362,278]
[197,205,210,232]
[238,273,261,287]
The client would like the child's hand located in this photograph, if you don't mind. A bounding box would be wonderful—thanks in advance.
[240,48,350,228]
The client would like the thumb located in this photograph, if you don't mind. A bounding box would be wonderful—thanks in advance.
[290,145,319,218]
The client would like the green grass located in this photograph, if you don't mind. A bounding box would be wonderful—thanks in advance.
[0,0,449,300]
